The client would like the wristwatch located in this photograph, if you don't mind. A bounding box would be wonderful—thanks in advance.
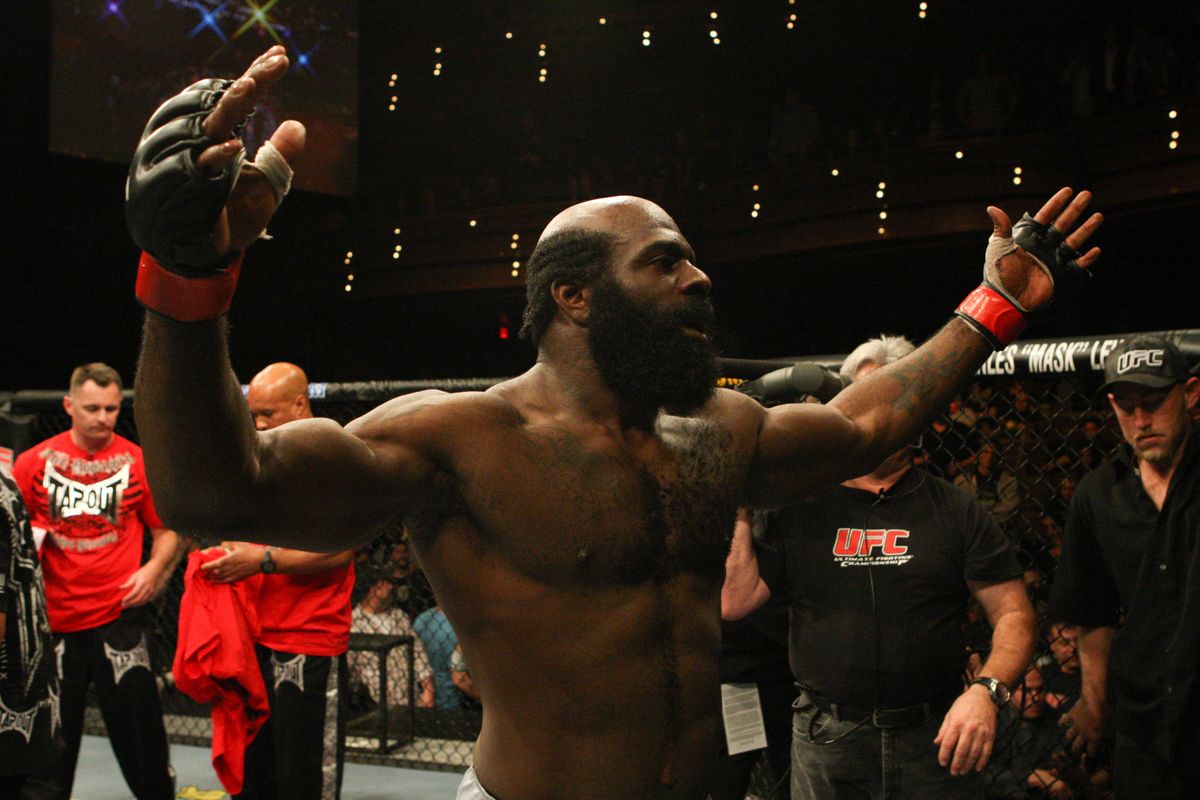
[260,548,277,574]
[970,677,1011,707]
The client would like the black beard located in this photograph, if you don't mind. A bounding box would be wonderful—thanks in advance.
[587,274,720,416]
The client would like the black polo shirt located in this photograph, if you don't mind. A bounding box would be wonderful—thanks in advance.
[1051,424,1200,761]
[757,468,1022,709]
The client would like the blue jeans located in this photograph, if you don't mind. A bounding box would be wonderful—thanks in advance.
[791,692,982,800]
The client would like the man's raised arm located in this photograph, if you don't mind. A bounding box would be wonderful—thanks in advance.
[744,188,1102,507]
[131,48,424,548]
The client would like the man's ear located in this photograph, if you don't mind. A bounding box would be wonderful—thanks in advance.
[62,394,73,417]
[1184,376,1200,410]
[551,279,590,325]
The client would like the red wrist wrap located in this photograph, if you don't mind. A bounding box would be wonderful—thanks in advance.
[135,251,243,322]
[955,284,1027,349]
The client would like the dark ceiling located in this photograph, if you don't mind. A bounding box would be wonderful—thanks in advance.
[2,2,1197,390]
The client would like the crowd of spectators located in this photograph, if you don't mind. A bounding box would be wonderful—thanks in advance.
[395,13,1198,217]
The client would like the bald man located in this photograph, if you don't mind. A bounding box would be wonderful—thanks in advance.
[128,49,1102,799]
[200,363,356,800]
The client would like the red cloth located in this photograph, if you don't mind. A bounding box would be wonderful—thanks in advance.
[173,549,269,794]
[13,432,165,632]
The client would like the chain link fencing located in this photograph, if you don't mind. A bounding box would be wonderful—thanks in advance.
[2,330,1196,794]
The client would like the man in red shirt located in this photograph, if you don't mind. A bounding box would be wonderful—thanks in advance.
[200,363,355,800]
[13,363,177,800]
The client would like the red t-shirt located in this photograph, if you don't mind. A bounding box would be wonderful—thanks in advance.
[255,551,354,657]
[13,431,164,633]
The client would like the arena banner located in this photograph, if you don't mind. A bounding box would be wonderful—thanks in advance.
[8,330,1197,411]
[972,329,1200,378]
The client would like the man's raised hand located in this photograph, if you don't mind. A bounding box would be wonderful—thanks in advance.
[195,46,306,255]
[986,187,1103,312]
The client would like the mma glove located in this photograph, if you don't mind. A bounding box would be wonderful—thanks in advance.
[954,214,1091,350]
[126,79,291,322]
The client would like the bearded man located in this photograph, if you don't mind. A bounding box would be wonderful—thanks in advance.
[128,47,1101,800]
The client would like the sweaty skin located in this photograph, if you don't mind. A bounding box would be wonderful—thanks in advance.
[133,48,1102,800]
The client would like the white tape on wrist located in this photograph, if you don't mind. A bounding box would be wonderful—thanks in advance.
[983,233,1046,313]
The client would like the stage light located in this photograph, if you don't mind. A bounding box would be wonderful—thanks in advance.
[1169,109,1178,119]
[955,150,963,159]
[1013,176,1022,185]
[879,211,887,220]
[505,31,513,39]
[435,46,442,54]
[878,227,886,235]
[347,274,354,281]
[1169,140,1179,149]
[830,168,839,176]
[1013,166,1022,175]
[711,11,718,19]
[512,233,521,239]
[233,0,283,44]
[750,210,759,218]
[394,227,401,235]
[752,184,760,191]
[1171,130,1180,139]
[876,190,884,199]
[188,5,227,41]
[599,17,607,25]
[469,219,477,227]
[643,30,652,46]
[878,181,886,190]
[346,251,353,258]
[713,37,721,44]
[753,202,761,210]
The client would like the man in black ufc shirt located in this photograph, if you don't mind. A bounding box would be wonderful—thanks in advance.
[723,336,1034,800]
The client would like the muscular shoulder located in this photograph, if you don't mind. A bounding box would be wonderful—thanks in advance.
[344,388,525,460]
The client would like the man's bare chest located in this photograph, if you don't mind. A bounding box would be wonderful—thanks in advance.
[407,417,740,586]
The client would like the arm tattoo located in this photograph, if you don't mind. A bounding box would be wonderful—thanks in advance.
[886,341,975,415]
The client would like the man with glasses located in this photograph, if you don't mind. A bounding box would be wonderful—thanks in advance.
[1052,334,1200,799]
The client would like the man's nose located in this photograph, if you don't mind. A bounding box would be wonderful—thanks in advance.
[679,262,711,296]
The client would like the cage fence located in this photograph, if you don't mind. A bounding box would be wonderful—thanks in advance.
[2,329,1196,795]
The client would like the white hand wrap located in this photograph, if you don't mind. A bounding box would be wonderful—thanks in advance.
[252,139,294,204]
[249,139,293,240]
[983,233,1048,313]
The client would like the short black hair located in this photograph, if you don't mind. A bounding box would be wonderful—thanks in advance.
[519,228,617,344]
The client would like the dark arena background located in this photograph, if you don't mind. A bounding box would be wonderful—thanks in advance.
[1,1,1198,798]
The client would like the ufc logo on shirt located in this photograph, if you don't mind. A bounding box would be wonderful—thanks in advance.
[1116,349,1164,374]
[833,528,910,556]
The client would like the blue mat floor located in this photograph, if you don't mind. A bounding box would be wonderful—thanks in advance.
[70,734,465,799]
